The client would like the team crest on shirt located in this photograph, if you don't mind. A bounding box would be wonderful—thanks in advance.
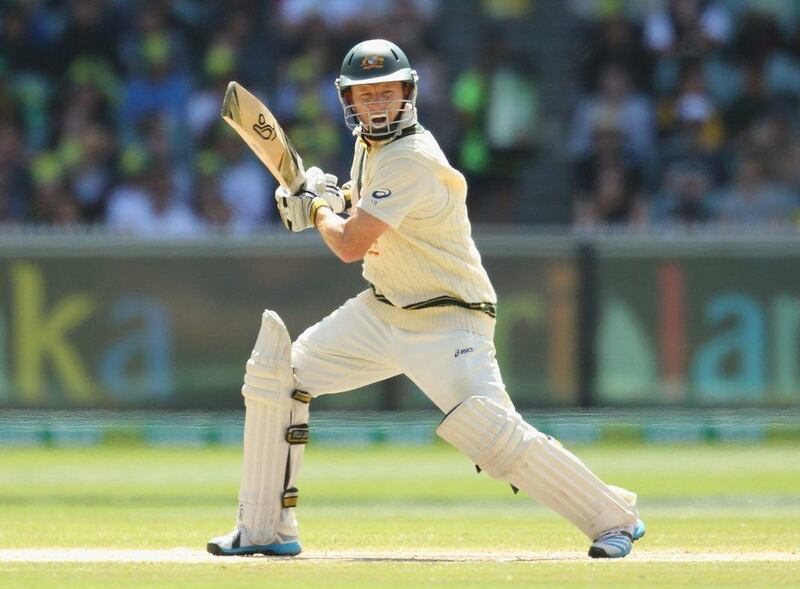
[361,55,385,70]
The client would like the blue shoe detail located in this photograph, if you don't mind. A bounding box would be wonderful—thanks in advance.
[588,532,633,559]
[632,519,646,542]
[207,540,301,557]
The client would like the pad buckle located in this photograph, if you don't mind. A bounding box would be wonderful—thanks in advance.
[286,424,309,444]
[291,390,313,404]
[282,487,299,508]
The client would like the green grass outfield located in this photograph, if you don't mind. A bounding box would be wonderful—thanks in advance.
[1,442,799,588]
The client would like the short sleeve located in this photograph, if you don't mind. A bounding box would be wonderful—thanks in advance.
[357,157,436,229]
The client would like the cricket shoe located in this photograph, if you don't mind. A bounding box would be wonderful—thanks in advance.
[632,519,646,542]
[588,524,635,559]
[207,527,301,556]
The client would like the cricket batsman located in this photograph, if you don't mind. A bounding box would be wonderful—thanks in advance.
[208,39,645,559]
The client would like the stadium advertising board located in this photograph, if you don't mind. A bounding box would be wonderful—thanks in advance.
[1,237,798,409]
[596,245,800,406]
[0,242,572,409]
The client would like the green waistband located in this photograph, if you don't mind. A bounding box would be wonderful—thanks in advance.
[369,283,497,319]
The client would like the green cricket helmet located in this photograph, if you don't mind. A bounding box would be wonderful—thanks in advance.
[335,39,419,139]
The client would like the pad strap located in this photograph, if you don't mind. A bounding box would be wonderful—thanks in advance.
[292,390,313,403]
[282,487,299,508]
[286,424,309,444]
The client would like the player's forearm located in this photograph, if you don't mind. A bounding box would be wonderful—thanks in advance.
[314,207,364,263]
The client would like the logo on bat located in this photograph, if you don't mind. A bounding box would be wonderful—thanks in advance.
[361,55,385,70]
[253,113,276,141]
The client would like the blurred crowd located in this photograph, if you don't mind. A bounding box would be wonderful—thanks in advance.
[0,0,454,234]
[2,0,800,233]
[570,0,800,229]
[0,0,546,232]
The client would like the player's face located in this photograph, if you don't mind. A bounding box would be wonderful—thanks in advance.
[350,81,405,131]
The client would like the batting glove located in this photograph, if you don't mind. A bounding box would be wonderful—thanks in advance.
[305,167,346,214]
[275,185,330,232]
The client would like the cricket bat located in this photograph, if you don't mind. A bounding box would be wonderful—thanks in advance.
[220,81,306,194]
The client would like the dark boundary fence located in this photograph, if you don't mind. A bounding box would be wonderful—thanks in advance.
[577,240,597,409]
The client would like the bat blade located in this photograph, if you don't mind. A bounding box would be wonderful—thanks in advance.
[221,81,306,194]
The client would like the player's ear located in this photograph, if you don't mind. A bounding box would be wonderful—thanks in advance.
[402,82,413,99]
[342,88,353,105]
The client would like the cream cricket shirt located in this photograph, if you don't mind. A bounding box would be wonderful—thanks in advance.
[351,126,497,338]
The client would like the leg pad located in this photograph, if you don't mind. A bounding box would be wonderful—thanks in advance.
[437,396,637,539]
[237,310,310,544]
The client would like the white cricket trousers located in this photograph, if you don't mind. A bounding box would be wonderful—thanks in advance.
[291,295,510,412]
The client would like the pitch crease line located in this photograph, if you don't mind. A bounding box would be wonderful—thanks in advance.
[0,549,798,563]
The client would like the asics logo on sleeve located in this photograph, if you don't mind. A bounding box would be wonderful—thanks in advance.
[371,189,392,199]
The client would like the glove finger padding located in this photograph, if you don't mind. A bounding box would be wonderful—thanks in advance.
[305,168,345,215]
[323,172,338,189]
[322,184,345,214]
[305,167,337,195]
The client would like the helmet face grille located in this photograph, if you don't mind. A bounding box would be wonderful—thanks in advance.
[343,100,416,138]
